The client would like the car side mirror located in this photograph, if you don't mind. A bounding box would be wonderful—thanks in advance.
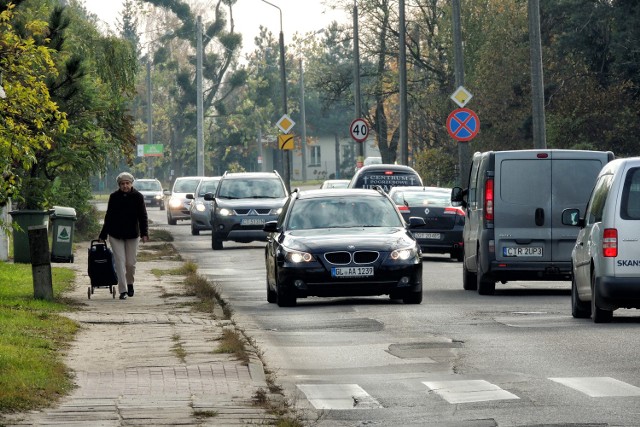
[263,220,279,233]
[203,193,214,201]
[186,194,195,200]
[163,190,171,196]
[451,186,468,209]
[561,208,584,227]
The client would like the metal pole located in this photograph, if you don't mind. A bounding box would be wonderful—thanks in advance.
[300,59,307,182]
[452,0,470,187]
[196,16,205,175]
[528,0,547,149]
[353,1,363,163]
[146,60,153,177]
[398,0,408,166]
[259,0,290,191]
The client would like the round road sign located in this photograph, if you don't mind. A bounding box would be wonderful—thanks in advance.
[350,118,369,143]
[446,108,480,142]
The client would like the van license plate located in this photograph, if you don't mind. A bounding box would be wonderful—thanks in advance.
[503,247,543,257]
[332,267,374,278]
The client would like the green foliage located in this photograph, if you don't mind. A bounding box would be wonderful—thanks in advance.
[414,146,458,188]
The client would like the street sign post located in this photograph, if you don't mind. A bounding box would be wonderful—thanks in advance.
[446,108,480,142]
[278,134,294,150]
[350,118,369,143]
[276,114,295,134]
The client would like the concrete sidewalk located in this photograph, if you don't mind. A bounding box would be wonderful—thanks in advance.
[2,239,277,426]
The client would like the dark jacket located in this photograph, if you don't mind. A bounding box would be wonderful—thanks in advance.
[99,188,148,240]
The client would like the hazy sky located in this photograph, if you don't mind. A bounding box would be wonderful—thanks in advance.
[83,0,348,54]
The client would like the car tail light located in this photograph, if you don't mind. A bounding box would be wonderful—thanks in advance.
[397,205,409,212]
[485,178,494,221]
[444,207,465,216]
[603,228,618,257]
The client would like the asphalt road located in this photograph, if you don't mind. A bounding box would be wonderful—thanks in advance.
[148,206,640,427]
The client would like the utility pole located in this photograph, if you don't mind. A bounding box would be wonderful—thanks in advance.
[398,0,408,166]
[528,0,547,149]
[196,16,205,175]
[353,0,363,163]
[146,60,153,178]
[452,0,470,186]
[300,59,308,182]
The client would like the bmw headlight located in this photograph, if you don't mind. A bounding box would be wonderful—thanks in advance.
[284,249,315,263]
[217,207,232,216]
[169,198,182,208]
[390,246,418,261]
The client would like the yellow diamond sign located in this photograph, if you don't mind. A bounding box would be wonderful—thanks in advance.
[276,114,295,134]
[450,86,473,108]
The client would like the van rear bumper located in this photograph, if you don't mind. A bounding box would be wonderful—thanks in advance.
[596,276,640,310]
[489,261,572,281]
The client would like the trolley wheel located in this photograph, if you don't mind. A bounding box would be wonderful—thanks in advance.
[111,287,116,299]
[91,286,95,294]
[87,287,91,299]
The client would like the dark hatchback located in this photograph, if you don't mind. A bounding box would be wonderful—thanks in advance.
[264,188,424,307]
[388,186,465,261]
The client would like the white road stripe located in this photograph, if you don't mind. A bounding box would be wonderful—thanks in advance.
[297,384,383,410]
[549,377,640,397]
[423,380,520,404]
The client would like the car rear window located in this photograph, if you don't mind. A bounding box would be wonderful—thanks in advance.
[392,190,450,207]
[353,171,422,192]
[621,167,640,220]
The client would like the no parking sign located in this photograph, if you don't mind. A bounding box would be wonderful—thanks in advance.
[446,108,480,142]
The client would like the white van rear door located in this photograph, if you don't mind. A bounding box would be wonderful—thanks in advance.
[614,165,640,277]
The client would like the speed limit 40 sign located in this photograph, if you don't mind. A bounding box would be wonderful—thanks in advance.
[350,118,369,143]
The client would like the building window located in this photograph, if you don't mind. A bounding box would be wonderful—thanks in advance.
[309,146,321,166]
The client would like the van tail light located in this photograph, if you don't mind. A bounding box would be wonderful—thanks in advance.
[603,228,618,257]
[397,205,409,212]
[485,178,494,221]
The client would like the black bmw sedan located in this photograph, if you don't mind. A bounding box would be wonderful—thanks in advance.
[264,188,424,307]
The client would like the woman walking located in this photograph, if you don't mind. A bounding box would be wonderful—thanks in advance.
[99,172,149,300]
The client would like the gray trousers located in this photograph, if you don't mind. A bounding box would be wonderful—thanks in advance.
[108,237,139,294]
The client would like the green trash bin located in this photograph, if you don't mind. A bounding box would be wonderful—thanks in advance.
[9,210,52,263]
[50,206,77,263]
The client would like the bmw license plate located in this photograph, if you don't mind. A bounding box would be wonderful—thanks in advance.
[503,247,543,257]
[241,218,265,226]
[414,232,441,239]
[331,266,374,278]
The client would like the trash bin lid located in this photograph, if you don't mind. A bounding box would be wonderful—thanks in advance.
[51,206,77,219]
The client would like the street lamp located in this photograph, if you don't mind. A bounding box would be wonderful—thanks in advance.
[259,0,290,191]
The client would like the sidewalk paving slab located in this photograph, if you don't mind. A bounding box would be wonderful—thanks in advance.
[1,239,277,427]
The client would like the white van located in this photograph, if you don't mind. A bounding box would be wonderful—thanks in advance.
[452,149,614,295]
[562,157,640,323]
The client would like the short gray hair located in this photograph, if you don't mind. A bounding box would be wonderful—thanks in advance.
[116,172,135,184]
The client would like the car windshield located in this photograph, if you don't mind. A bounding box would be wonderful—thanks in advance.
[217,178,286,199]
[174,178,201,193]
[198,180,220,196]
[134,180,161,191]
[287,196,403,229]
[392,190,451,207]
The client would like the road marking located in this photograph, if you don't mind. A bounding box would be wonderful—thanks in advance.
[297,384,383,409]
[549,377,640,397]
[423,380,520,404]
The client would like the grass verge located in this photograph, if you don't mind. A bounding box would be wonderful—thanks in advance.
[0,263,79,413]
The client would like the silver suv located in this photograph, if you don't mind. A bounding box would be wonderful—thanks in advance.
[133,178,165,210]
[204,171,288,250]
[562,157,640,323]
